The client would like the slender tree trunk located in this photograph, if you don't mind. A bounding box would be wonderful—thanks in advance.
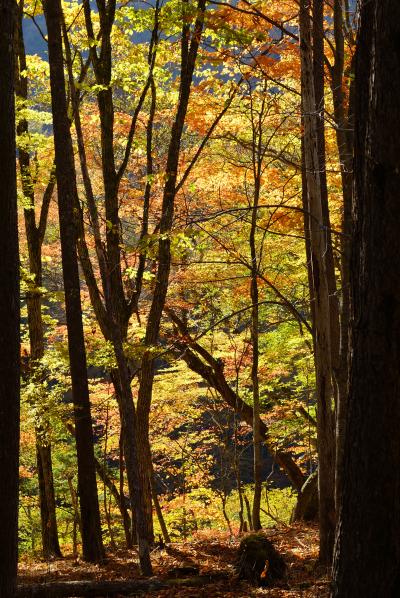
[312,0,341,383]
[36,444,61,558]
[67,477,80,560]
[299,0,336,565]
[93,457,131,548]
[43,0,104,563]
[332,1,400,595]
[151,482,171,544]
[111,341,153,574]
[118,431,134,549]
[0,1,20,595]
[135,0,206,563]
[249,122,262,532]
[330,0,354,512]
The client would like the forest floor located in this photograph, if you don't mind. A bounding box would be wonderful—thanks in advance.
[18,523,330,597]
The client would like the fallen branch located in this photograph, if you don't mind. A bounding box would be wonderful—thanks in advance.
[17,573,229,597]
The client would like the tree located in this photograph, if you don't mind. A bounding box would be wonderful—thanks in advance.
[43,0,104,563]
[0,0,20,595]
[135,0,207,564]
[63,0,208,571]
[332,0,400,594]
[15,1,61,558]
[299,0,336,564]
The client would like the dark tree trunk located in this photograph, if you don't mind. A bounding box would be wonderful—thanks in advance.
[77,3,160,572]
[330,0,354,513]
[36,444,61,558]
[43,0,104,563]
[0,1,20,595]
[299,0,336,565]
[249,109,262,532]
[14,4,61,557]
[332,1,400,595]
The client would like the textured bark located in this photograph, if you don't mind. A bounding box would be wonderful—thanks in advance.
[299,0,336,564]
[43,0,104,563]
[110,342,153,574]
[0,1,20,595]
[332,1,400,595]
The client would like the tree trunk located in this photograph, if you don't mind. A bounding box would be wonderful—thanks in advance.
[14,10,61,546]
[332,1,400,595]
[0,2,20,595]
[37,444,61,558]
[135,0,206,565]
[330,0,354,512]
[43,0,104,563]
[151,482,171,544]
[110,345,153,574]
[249,125,262,532]
[299,0,336,565]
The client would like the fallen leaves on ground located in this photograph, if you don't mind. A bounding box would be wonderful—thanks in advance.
[18,523,330,597]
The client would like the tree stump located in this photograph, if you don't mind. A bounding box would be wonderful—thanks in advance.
[236,532,287,586]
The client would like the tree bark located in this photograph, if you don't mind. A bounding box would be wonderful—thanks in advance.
[249,101,262,531]
[299,0,336,564]
[332,1,400,595]
[0,1,20,595]
[330,0,354,513]
[43,0,104,563]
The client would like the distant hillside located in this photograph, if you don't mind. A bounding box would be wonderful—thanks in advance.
[23,17,47,58]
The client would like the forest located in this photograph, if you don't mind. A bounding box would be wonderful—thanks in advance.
[0,0,399,596]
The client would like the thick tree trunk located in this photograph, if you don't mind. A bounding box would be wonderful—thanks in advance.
[43,0,104,563]
[332,1,400,595]
[0,1,20,595]
[299,0,336,565]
